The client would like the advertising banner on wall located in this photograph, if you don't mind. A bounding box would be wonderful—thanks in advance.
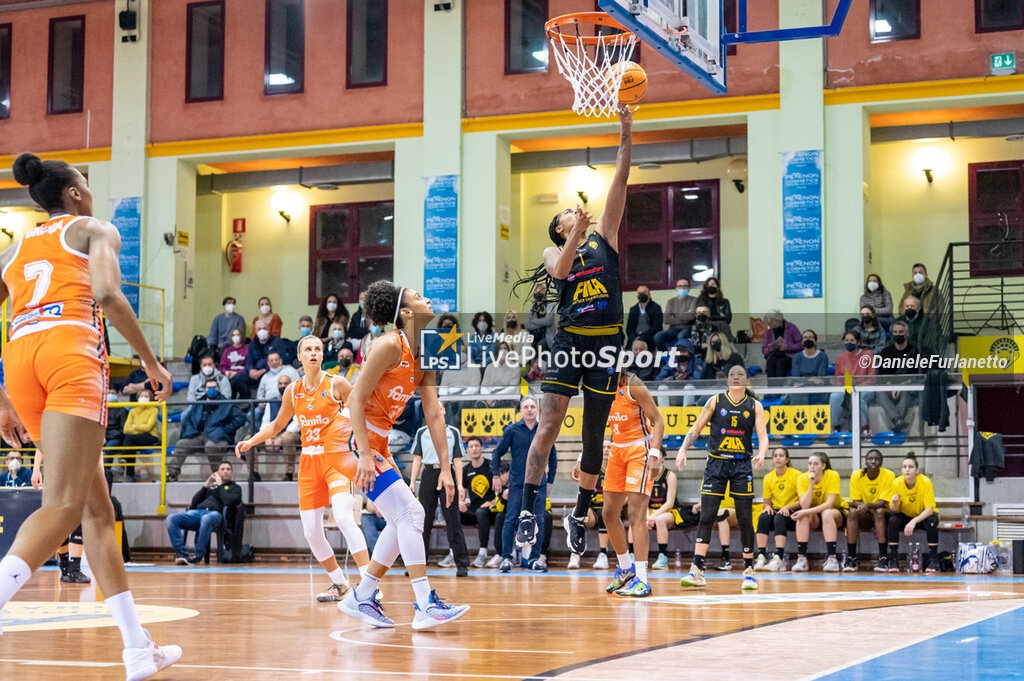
[423,175,458,313]
[782,150,823,299]
[110,196,142,315]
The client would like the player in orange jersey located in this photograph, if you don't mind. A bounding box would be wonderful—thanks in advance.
[236,335,371,602]
[0,153,180,680]
[597,372,664,597]
[336,280,470,631]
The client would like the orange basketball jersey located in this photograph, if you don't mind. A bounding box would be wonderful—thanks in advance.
[607,381,651,447]
[290,373,342,451]
[363,330,424,436]
[1,214,100,341]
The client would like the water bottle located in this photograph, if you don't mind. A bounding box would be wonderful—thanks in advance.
[674,549,682,569]
[910,543,921,572]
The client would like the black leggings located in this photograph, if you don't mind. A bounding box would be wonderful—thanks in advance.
[60,525,84,548]
[461,507,492,550]
[733,497,755,554]
[887,513,939,546]
[756,510,795,537]
[580,393,614,477]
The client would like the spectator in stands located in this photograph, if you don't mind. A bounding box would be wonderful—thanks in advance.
[789,329,828,405]
[122,387,159,481]
[360,497,388,555]
[104,388,128,468]
[436,313,458,331]
[167,379,246,481]
[246,318,288,394]
[120,366,154,399]
[1,451,31,487]
[482,342,519,394]
[356,322,383,363]
[860,274,894,330]
[697,277,733,338]
[408,405,470,577]
[219,329,251,398]
[831,330,875,434]
[460,437,495,568]
[854,305,887,355]
[334,347,359,384]
[626,285,663,348]
[256,352,300,404]
[252,295,283,338]
[689,304,716,357]
[469,311,496,366]
[754,446,800,572]
[874,321,920,433]
[485,463,511,568]
[323,322,352,368]
[501,311,525,355]
[655,278,698,351]
[646,467,678,570]
[762,310,802,378]
[441,344,482,393]
[656,338,700,383]
[630,339,658,382]
[261,373,301,482]
[188,354,231,402]
[895,294,924,347]
[902,263,936,314]
[524,283,557,354]
[491,396,557,573]
[792,452,848,573]
[165,461,242,565]
[845,449,895,572]
[207,296,247,349]
[704,331,744,380]
[886,452,939,573]
[347,290,369,342]
[313,293,348,340]
[283,315,316,365]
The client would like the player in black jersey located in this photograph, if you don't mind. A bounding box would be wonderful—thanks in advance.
[676,365,768,591]
[512,108,633,557]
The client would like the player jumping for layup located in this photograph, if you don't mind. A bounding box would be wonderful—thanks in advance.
[677,364,768,591]
[513,107,633,557]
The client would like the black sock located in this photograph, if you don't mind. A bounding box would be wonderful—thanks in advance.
[522,483,540,513]
[928,544,938,560]
[757,547,767,559]
[775,547,785,559]
[847,542,858,558]
[826,541,837,557]
[599,547,608,555]
[658,543,668,555]
[627,543,634,554]
[694,554,706,570]
[69,556,82,570]
[721,549,730,561]
[58,553,69,571]
[744,557,753,569]
[573,486,594,518]
[878,542,888,559]
[889,543,899,561]
[797,542,808,556]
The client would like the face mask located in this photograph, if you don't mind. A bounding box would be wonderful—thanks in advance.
[893,334,907,345]
[845,342,857,352]
[710,340,722,352]
[696,313,709,323]
[676,288,688,297]
[299,327,312,337]
[332,330,344,341]
[278,386,287,396]
[8,460,20,473]
[802,339,815,349]
[326,302,338,313]
[206,387,220,399]
[706,286,718,295]
[257,329,269,342]
[370,325,382,335]
[912,273,925,285]
[224,303,234,314]
[867,281,879,292]
[231,334,242,346]
[507,320,518,329]
[138,396,151,404]
[476,321,488,333]
[904,308,918,321]
[201,365,214,376]
[339,357,352,369]
[358,300,364,309]
[108,393,118,403]
[860,316,873,326]
[260,304,271,315]
[637,293,649,304]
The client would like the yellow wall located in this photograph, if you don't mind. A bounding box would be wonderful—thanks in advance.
[515,157,750,317]
[191,182,394,338]
[868,136,1024,299]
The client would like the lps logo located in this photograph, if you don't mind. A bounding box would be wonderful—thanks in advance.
[419,327,462,371]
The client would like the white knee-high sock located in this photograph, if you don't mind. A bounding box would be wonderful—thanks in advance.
[0,555,31,609]
[105,591,150,649]
[411,577,432,610]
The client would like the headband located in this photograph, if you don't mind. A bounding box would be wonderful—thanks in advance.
[392,287,406,325]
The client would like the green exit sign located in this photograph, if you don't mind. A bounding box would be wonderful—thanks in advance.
[991,52,1016,71]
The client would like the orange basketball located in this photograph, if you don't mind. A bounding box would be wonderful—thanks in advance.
[613,61,647,105]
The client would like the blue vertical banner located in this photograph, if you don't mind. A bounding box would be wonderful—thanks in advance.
[110,196,142,315]
[423,175,458,313]
[781,150,823,299]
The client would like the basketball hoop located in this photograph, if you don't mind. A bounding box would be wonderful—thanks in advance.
[545,12,638,118]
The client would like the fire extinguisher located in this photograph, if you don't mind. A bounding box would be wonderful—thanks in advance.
[225,236,243,273]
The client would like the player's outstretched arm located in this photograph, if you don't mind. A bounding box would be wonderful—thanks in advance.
[597,107,634,251]
[676,395,714,469]
[236,383,296,457]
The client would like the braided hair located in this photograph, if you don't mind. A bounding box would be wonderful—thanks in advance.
[511,212,566,308]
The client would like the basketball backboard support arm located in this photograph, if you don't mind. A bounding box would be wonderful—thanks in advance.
[723,0,852,45]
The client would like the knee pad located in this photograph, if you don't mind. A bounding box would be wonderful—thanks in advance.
[696,497,720,544]
[774,512,790,535]
[401,499,426,534]
[756,512,771,535]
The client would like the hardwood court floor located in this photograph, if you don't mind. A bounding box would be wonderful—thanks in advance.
[2,562,1023,681]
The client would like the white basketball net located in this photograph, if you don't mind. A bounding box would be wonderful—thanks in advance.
[548,29,638,118]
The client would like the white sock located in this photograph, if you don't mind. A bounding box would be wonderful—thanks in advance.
[635,561,649,584]
[105,591,150,649]
[355,572,380,601]
[477,548,487,557]
[616,553,632,570]
[0,555,31,608]
[411,576,432,610]
[328,568,348,586]
[358,565,369,579]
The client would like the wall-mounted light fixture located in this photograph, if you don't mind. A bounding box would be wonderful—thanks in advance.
[726,157,748,193]
[914,145,949,184]
[270,189,301,223]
